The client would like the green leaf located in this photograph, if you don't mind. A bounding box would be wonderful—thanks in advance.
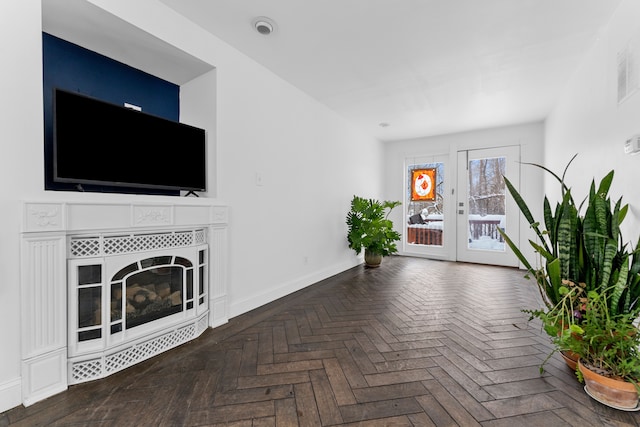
[569,324,584,335]
[499,228,534,272]
[546,258,562,306]
[557,192,576,281]
[519,153,577,197]
[593,191,609,237]
[596,170,614,196]
[610,256,629,316]
[619,202,629,226]
[503,176,550,254]
[529,240,554,262]
[543,197,554,244]
[600,238,618,292]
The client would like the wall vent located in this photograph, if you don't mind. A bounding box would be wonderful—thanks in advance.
[618,34,640,104]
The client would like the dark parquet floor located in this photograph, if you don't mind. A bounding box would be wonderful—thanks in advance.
[2,256,639,426]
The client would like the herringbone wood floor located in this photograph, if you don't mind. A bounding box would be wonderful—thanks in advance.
[3,257,639,426]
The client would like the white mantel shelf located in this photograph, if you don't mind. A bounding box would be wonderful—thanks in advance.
[22,193,228,233]
[20,196,229,407]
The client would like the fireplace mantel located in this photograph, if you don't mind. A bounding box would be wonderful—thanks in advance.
[20,196,228,407]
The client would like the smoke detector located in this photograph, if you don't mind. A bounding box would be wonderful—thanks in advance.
[253,17,276,35]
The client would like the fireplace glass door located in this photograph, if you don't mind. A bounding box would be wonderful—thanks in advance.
[110,256,193,335]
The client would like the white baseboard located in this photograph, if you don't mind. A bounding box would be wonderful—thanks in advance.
[0,376,22,413]
[229,259,360,318]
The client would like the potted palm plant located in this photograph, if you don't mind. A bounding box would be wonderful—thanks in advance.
[346,195,401,267]
[500,156,640,409]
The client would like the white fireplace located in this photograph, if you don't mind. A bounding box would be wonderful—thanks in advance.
[67,228,210,384]
[20,198,228,406]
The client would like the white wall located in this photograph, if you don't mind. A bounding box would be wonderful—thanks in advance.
[0,0,382,412]
[0,0,44,411]
[215,51,382,315]
[546,0,640,242]
[180,69,218,197]
[383,122,545,264]
[88,0,384,316]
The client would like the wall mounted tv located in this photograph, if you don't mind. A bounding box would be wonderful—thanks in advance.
[53,88,206,194]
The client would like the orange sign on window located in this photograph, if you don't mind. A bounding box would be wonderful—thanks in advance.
[411,168,436,201]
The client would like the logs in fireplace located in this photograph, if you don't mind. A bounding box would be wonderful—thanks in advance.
[115,266,184,329]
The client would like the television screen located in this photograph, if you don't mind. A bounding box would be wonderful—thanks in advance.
[53,89,206,193]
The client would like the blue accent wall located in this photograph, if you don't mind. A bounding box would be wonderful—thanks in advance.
[43,32,180,194]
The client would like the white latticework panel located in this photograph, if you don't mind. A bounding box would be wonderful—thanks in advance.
[144,325,194,353]
[69,323,199,384]
[194,229,206,245]
[69,237,101,257]
[69,229,205,258]
[104,347,142,374]
[103,231,193,255]
[106,325,195,374]
[70,359,103,383]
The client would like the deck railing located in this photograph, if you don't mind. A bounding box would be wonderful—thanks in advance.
[468,219,503,242]
[407,218,504,246]
[407,218,443,246]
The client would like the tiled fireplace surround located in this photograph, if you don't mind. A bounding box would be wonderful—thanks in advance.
[20,199,228,406]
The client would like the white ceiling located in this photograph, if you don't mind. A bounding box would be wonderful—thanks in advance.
[158,0,620,142]
[41,0,214,85]
[43,1,622,142]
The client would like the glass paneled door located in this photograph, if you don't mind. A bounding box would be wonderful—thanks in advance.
[404,154,451,259]
[456,146,520,266]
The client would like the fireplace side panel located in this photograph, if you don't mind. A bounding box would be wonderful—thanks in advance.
[20,234,68,406]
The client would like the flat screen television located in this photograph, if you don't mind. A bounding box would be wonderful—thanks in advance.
[53,88,206,193]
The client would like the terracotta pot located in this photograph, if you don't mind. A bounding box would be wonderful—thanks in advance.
[560,350,579,372]
[557,323,581,372]
[364,250,382,268]
[578,360,639,410]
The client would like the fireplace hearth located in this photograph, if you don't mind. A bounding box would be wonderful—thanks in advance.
[20,200,228,406]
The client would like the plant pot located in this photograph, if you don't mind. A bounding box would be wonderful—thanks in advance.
[578,360,639,410]
[560,350,579,372]
[364,250,382,268]
[557,323,581,372]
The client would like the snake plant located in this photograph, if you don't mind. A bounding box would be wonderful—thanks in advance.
[500,156,640,319]
[500,157,640,381]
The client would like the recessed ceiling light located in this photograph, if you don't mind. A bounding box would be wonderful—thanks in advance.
[253,17,276,35]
